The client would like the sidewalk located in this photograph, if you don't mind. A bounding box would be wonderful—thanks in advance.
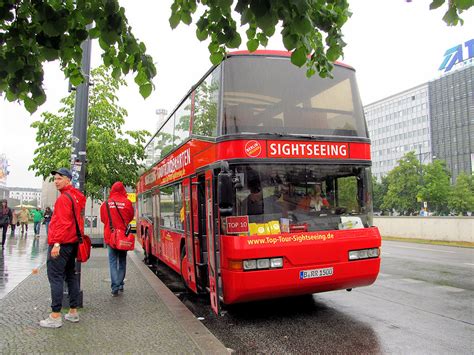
[0,246,228,354]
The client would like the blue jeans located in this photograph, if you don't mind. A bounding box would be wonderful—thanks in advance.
[45,221,50,236]
[34,222,41,235]
[108,247,127,293]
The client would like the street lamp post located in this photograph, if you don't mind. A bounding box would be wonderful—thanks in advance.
[67,25,92,308]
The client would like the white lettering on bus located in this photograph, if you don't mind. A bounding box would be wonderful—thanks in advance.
[269,142,348,158]
[157,148,191,179]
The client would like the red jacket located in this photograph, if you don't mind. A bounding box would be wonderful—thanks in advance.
[100,182,134,246]
[48,184,86,245]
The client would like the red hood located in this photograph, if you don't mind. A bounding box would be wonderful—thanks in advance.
[110,181,127,200]
[60,184,86,209]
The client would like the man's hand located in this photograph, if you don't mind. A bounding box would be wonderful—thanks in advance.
[51,245,60,258]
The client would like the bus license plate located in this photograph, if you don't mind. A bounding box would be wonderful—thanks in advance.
[300,267,334,280]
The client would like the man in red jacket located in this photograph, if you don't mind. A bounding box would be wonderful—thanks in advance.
[40,168,86,328]
[100,182,134,296]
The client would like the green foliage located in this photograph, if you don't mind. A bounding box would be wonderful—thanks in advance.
[382,152,421,215]
[372,175,388,212]
[172,0,352,79]
[1,1,471,112]
[448,172,474,215]
[430,0,472,26]
[0,0,156,112]
[29,66,150,200]
[338,176,358,212]
[171,0,471,79]
[417,159,451,215]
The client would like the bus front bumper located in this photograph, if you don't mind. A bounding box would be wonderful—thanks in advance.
[221,257,380,304]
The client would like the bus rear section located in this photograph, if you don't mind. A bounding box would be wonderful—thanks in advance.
[216,162,381,304]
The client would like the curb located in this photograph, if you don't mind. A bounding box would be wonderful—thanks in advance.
[129,247,230,354]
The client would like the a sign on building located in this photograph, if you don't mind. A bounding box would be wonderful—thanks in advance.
[439,39,473,73]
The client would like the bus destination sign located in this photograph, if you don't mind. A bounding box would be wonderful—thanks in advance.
[268,141,348,159]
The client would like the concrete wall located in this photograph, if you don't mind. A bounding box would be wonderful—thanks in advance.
[373,216,474,243]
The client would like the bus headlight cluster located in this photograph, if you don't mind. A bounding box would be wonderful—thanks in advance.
[243,257,283,271]
[349,248,379,261]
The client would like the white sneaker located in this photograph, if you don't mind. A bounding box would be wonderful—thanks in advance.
[64,312,79,323]
[39,315,62,328]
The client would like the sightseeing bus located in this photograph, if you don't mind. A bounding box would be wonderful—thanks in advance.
[136,50,381,314]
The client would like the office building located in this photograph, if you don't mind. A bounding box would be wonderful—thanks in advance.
[429,65,473,181]
[365,64,473,182]
[8,187,42,205]
[365,84,431,181]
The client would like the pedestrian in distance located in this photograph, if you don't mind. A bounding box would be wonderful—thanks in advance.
[100,182,134,297]
[43,207,53,236]
[18,206,30,236]
[0,199,13,248]
[10,209,19,236]
[32,207,44,238]
[39,168,86,328]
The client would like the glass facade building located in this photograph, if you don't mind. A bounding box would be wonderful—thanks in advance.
[429,66,473,182]
[364,64,473,182]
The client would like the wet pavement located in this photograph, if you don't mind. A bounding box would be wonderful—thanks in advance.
[155,240,474,354]
[0,225,49,299]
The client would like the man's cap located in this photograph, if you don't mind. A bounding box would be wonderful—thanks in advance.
[51,168,72,180]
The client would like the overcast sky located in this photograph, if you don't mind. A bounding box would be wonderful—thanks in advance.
[0,0,472,188]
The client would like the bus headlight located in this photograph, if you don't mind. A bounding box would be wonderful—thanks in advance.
[242,257,284,271]
[270,257,283,268]
[257,259,270,269]
[349,248,379,261]
[243,259,257,270]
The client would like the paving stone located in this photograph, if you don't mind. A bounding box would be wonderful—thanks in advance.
[0,248,206,354]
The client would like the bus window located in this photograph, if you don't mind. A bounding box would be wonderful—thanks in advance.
[222,56,367,137]
[158,115,175,159]
[227,164,372,234]
[192,66,220,138]
[159,183,184,231]
[174,97,191,147]
[139,192,153,221]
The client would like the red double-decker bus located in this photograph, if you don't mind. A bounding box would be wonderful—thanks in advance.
[137,50,381,314]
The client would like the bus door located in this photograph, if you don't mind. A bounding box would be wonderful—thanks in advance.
[151,187,160,258]
[182,178,197,293]
[191,175,207,292]
[205,170,220,314]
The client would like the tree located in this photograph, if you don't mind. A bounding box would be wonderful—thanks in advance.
[1,1,470,112]
[448,172,474,215]
[372,174,388,213]
[417,159,451,215]
[382,152,421,215]
[29,66,149,200]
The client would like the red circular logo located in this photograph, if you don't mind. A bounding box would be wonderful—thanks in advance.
[245,140,262,157]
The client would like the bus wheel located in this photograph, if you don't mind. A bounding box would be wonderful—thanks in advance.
[180,245,190,292]
[144,247,154,265]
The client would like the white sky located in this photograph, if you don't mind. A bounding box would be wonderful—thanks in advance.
[0,0,472,188]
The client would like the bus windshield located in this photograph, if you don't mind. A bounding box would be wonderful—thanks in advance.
[226,163,372,234]
[222,56,367,137]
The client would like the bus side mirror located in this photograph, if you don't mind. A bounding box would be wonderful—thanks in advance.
[218,170,234,216]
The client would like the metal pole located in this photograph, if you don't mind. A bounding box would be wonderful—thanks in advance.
[68,24,92,308]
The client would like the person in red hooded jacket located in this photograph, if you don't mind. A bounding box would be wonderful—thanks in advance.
[40,168,86,328]
[100,182,134,296]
